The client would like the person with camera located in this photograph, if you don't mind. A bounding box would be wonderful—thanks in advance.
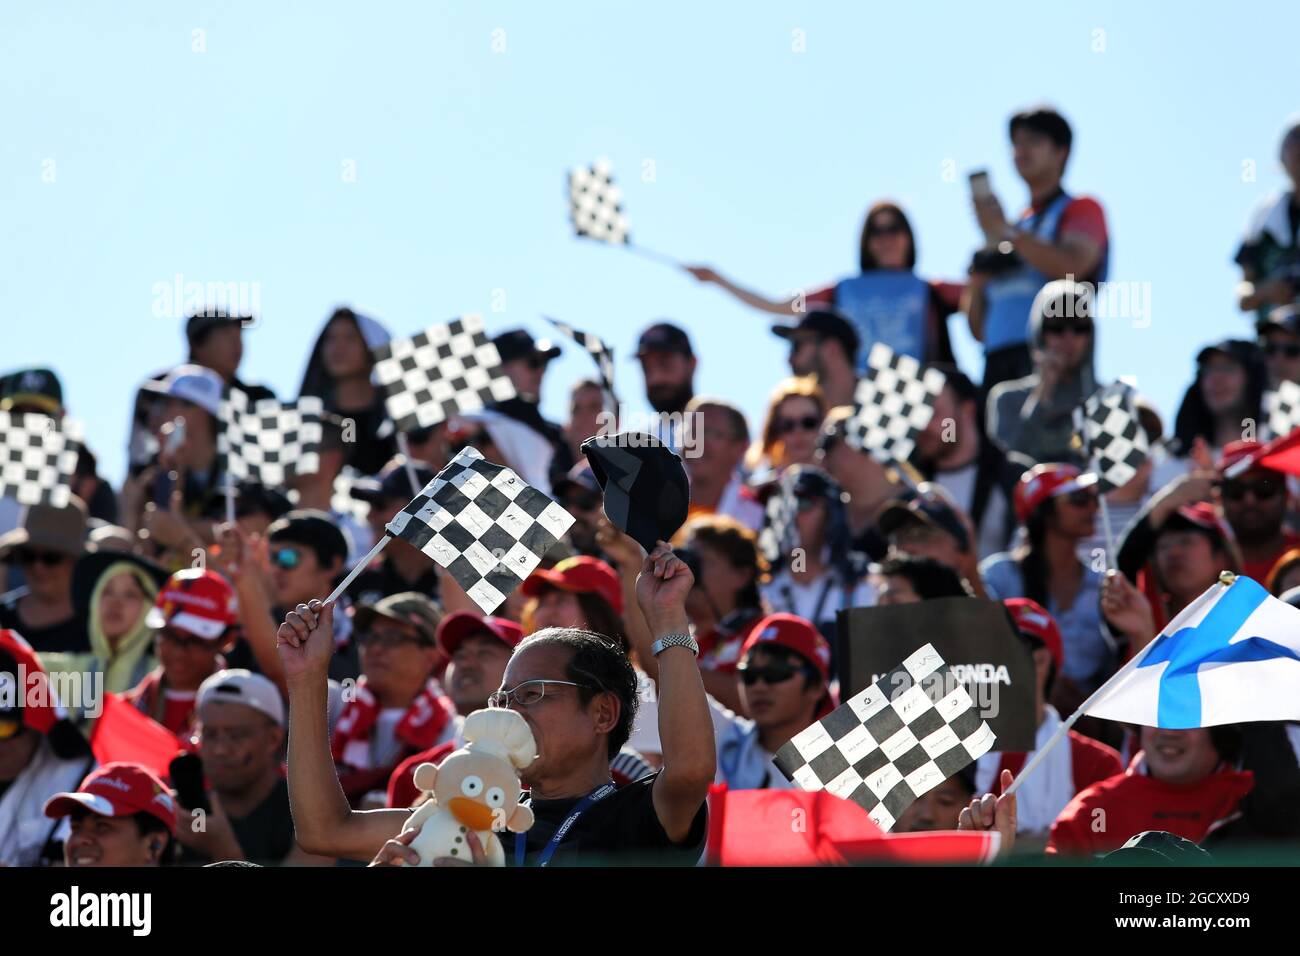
[963,106,1109,395]
[1236,118,1300,324]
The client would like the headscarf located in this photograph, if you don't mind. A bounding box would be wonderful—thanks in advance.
[88,562,162,695]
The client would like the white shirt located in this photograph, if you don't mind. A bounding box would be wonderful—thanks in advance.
[761,567,877,631]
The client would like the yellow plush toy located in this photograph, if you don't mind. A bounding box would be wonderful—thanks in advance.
[400,708,537,866]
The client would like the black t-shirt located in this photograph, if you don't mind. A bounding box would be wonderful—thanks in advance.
[180,777,297,867]
[0,594,88,654]
[346,561,441,608]
[514,773,707,867]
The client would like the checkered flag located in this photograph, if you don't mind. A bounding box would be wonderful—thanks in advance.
[569,158,630,245]
[844,344,945,464]
[372,315,516,432]
[218,390,323,488]
[0,412,81,507]
[385,447,575,613]
[1264,380,1300,441]
[774,643,996,832]
[1074,382,1149,493]
[545,317,616,400]
[758,470,800,566]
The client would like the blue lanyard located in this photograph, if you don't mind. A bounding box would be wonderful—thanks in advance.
[514,783,616,868]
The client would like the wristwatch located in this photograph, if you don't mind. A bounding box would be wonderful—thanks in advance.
[651,632,699,657]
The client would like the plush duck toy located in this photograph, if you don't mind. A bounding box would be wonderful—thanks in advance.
[400,708,537,866]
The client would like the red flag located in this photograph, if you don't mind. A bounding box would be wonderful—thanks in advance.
[90,693,183,779]
[1258,429,1300,478]
[706,784,1000,866]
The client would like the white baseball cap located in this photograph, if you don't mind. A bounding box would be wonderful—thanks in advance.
[197,669,285,727]
[141,364,224,417]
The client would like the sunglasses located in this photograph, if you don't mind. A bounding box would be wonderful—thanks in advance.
[1264,342,1300,359]
[269,547,302,570]
[776,415,821,436]
[1042,322,1092,336]
[1063,490,1099,508]
[737,662,804,686]
[868,222,906,237]
[1219,479,1282,502]
[11,549,68,567]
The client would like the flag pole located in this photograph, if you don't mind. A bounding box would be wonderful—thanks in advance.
[395,432,424,495]
[224,473,236,525]
[1097,493,1117,570]
[325,534,391,605]
[626,242,679,268]
[1004,576,1231,796]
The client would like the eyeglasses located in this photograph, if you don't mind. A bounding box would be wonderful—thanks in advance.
[1219,479,1282,502]
[1063,490,1099,508]
[1263,342,1300,359]
[776,415,821,436]
[11,549,68,567]
[487,679,593,709]
[737,662,804,686]
[1042,322,1092,336]
[269,547,301,570]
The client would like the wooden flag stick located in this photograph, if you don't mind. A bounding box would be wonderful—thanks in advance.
[325,534,391,605]
[626,242,679,268]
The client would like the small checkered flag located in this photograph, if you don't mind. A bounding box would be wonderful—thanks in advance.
[385,447,575,613]
[217,390,324,488]
[845,344,945,465]
[1074,382,1149,493]
[773,643,996,832]
[1264,380,1300,441]
[569,158,630,246]
[0,412,81,507]
[545,317,616,401]
[758,470,800,566]
[372,315,517,432]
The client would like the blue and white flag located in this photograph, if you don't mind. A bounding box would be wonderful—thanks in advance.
[1085,575,1300,729]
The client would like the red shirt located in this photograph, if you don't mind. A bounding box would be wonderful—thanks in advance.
[386,741,458,809]
[1047,195,1108,251]
[1047,755,1254,857]
[993,730,1123,796]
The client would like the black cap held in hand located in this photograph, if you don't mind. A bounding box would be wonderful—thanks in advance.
[580,432,690,552]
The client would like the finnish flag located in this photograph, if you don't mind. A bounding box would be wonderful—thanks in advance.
[1086,575,1300,729]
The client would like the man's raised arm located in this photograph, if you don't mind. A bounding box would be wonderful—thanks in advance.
[277,599,407,862]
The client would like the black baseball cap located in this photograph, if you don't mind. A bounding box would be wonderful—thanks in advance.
[349,458,435,504]
[580,433,690,551]
[492,328,561,364]
[635,322,694,359]
[1258,303,1300,336]
[266,510,348,568]
[771,309,860,364]
[878,490,971,553]
[185,310,249,345]
[0,367,63,415]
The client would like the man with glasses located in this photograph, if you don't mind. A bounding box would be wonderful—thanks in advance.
[1214,442,1299,582]
[0,499,89,653]
[331,592,457,806]
[176,669,332,865]
[1258,303,1300,389]
[277,542,714,866]
[714,613,831,790]
[771,309,859,410]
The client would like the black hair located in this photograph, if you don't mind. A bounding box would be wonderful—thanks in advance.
[1018,506,1052,608]
[858,202,917,272]
[517,628,639,760]
[925,362,979,407]
[266,509,348,571]
[66,807,174,864]
[1172,341,1268,456]
[876,554,973,599]
[1009,106,1073,155]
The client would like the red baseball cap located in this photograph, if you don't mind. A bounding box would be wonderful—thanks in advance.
[1004,598,1064,674]
[145,568,238,641]
[520,555,624,614]
[740,613,832,684]
[1013,463,1099,525]
[1217,439,1283,480]
[1163,501,1236,545]
[0,629,60,736]
[436,611,525,657]
[44,762,177,836]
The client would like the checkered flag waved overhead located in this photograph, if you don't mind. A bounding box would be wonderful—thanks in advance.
[845,344,945,465]
[217,390,324,488]
[758,469,800,567]
[1074,381,1149,493]
[0,412,81,507]
[545,316,616,400]
[569,158,630,246]
[773,643,996,833]
[386,447,575,614]
[371,315,517,432]
[1264,380,1300,441]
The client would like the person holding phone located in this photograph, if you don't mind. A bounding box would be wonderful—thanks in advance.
[684,201,963,370]
[963,106,1109,396]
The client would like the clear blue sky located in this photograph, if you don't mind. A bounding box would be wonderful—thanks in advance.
[4,2,1297,483]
